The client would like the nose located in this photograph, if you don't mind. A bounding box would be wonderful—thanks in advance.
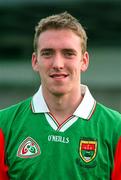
[52,53,64,70]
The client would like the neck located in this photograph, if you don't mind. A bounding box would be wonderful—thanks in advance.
[42,86,83,124]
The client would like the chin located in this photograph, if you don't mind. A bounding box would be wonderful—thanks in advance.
[50,88,69,96]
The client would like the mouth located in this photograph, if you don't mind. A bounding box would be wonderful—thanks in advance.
[49,73,69,79]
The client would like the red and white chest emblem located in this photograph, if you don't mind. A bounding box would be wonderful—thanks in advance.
[17,137,41,158]
[79,139,97,163]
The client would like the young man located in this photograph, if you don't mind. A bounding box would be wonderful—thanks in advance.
[0,12,121,179]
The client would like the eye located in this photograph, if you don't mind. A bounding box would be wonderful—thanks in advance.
[63,49,76,58]
[40,49,54,58]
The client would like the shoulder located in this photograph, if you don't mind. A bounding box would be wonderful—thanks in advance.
[95,102,121,131]
[0,97,32,114]
[95,103,121,149]
[0,97,32,128]
[96,103,121,120]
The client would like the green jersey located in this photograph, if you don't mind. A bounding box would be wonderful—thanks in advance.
[0,85,121,179]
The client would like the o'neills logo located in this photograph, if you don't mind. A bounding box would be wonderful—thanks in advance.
[17,137,41,158]
[79,139,97,163]
[48,135,69,144]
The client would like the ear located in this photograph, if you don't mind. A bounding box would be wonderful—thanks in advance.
[32,52,39,72]
[81,51,89,72]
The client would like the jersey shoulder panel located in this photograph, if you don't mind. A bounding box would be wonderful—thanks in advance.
[96,102,121,124]
[95,102,121,141]
[0,97,32,134]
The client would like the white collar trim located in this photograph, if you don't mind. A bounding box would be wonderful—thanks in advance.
[31,85,96,120]
[31,86,49,113]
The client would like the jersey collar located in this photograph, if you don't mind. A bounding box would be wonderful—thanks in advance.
[31,85,96,120]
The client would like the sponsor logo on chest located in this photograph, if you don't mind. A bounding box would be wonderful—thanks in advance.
[17,137,41,158]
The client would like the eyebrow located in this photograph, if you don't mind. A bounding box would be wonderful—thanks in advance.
[62,48,77,52]
[40,48,77,52]
[40,48,54,52]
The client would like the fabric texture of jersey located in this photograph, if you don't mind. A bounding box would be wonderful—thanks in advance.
[0,85,121,180]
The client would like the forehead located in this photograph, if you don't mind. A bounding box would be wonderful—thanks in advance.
[37,29,82,50]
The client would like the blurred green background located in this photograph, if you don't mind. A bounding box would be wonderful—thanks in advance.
[0,0,121,111]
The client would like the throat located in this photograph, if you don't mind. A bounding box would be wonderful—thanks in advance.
[48,112,74,127]
[45,112,79,132]
[43,87,83,124]
[49,112,73,125]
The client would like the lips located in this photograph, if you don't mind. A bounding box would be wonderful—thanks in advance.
[50,73,68,78]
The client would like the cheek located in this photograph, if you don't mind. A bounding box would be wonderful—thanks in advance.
[37,63,50,77]
[73,63,81,73]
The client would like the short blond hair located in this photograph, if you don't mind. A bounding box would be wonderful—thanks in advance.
[33,12,87,54]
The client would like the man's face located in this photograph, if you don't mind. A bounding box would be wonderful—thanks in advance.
[32,29,89,96]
